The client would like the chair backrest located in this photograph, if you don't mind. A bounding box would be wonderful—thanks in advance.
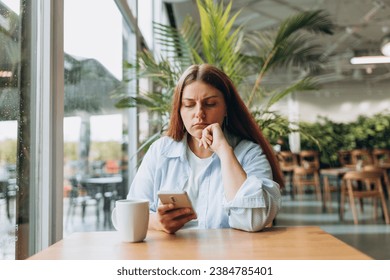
[342,170,390,225]
[299,150,320,170]
[338,150,352,166]
[343,170,382,181]
[343,170,384,200]
[363,165,383,172]
[363,165,390,186]
[277,151,298,169]
[293,166,318,175]
[350,149,373,165]
[371,148,390,165]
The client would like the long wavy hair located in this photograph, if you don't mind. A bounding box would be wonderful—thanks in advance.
[166,64,284,188]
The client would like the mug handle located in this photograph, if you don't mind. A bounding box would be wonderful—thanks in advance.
[111,207,118,230]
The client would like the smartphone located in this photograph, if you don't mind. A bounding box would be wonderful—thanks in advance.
[157,190,194,209]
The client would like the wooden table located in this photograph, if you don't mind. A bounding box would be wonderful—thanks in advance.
[28,226,371,260]
[320,167,352,219]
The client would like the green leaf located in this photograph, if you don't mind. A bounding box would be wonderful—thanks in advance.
[275,10,334,46]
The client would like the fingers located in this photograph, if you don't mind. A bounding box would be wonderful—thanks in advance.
[157,203,175,214]
[198,123,224,150]
[199,134,213,149]
[156,206,197,234]
[162,213,196,234]
[198,126,214,149]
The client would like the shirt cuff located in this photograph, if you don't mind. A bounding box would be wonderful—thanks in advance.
[222,175,279,208]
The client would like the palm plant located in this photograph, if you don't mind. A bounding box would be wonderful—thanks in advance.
[114,0,334,152]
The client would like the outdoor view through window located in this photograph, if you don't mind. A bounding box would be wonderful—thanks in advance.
[0,0,139,259]
[63,0,130,238]
[0,0,20,260]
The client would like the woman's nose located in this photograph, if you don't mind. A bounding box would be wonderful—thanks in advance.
[195,104,205,119]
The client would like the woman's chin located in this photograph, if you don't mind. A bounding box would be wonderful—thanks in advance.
[187,130,202,140]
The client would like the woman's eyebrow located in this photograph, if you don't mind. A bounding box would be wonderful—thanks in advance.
[182,95,219,100]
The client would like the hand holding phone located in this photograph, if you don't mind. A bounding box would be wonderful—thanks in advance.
[155,191,196,234]
[157,190,194,210]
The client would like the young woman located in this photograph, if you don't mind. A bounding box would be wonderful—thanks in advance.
[128,64,283,233]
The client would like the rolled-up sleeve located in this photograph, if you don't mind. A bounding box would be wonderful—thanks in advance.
[223,142,281,232]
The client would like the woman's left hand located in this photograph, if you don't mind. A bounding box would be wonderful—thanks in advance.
[198,123,231,155]
[198,123,247,201]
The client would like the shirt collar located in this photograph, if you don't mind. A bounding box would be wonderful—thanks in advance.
[161,135,188,161]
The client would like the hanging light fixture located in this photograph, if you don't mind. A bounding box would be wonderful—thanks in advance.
[350,56,390,64]
[381,34,390,56]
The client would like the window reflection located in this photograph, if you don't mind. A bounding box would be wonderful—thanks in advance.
[0,0,20,260]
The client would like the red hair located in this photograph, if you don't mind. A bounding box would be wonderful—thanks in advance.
[166,64,284,188]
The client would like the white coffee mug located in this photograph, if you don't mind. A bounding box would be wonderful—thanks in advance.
[111,199,149,242]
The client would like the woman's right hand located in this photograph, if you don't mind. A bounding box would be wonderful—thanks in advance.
[152,204,197,234]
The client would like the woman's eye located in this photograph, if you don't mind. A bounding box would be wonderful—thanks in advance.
[183,103,195,108]
[205,103,216,107]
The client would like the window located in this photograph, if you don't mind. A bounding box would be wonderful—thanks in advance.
[63,0,137,236]
[0,0,169,260]
[62,0,169,237]
[0,0,21,260]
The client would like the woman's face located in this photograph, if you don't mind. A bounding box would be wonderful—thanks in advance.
[180,81,227,139]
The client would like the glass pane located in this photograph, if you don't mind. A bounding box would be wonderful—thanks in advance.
[138,0,153,49]
[0,0,20,260]
[63,0,132,236]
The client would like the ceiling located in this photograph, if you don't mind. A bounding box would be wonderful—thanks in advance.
[167,0,390,84]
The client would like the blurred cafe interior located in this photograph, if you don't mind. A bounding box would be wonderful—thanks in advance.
[1,0,390,260]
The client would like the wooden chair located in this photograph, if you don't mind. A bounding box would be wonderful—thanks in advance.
[372,148,390,165]
[350,149,373,166]
[341,170,389,224]
[292,150,322,200]
[278,151,298,171]
[293,166,322,200]
[299,150,320,169]
[277,151,298,195]
[363,165,390,202]
[338,150,352,166]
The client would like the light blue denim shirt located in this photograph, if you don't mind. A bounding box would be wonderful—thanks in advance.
[127,132,281,232]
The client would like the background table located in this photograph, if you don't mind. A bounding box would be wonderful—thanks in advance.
[320,167,352,219]
[28,226,371,260]
[80,176,123,227]
[0,178,16,221]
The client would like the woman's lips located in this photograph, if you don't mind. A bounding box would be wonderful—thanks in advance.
[192,123,208,127]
